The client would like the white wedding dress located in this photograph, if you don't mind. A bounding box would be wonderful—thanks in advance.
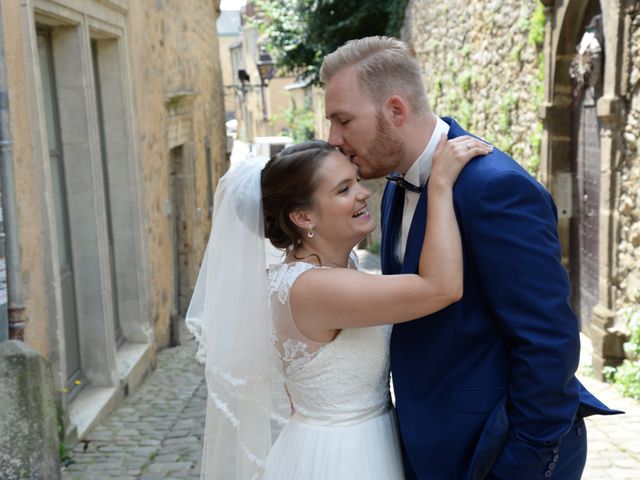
[263,254,404,479]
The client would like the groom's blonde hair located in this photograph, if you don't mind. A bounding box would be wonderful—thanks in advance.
[320,36,430,115]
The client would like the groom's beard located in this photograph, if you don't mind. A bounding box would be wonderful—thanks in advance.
[360,113,406,180]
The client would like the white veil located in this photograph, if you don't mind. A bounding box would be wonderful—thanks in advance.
[186,155,288,479]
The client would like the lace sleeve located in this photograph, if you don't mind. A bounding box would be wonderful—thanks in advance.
[269,262,327,376]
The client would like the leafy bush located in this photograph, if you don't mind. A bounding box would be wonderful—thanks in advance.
[605,307,640,400]
[255,0,408,83]
[276,95,316,142]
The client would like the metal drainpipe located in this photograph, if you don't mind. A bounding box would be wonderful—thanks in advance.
[0,5,25,341]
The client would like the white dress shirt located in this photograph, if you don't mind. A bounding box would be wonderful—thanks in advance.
[395,117,450,262]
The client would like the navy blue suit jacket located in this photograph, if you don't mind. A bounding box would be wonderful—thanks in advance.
[381,118,619,479]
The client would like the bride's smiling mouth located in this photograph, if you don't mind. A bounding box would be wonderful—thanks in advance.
[352,207,370,221]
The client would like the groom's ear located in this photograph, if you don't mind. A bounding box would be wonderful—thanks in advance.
[289,210,312,230]
[386,95,408,127]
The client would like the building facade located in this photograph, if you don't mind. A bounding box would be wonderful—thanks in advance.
[0,0,227,442]
[222,2,297,144]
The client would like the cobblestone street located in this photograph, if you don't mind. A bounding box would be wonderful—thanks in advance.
[62,252,640,479]
[62,323,206,480]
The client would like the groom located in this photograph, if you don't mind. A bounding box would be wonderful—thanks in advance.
[321,36,620,479]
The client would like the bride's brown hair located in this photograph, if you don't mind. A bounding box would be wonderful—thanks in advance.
[261,140,335,250]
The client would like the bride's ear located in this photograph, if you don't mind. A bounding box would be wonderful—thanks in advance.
[289,210,313,230]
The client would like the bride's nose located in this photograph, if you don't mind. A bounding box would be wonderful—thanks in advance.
[356,185,371,200]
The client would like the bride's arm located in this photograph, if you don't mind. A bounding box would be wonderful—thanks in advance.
[291,135,491,330]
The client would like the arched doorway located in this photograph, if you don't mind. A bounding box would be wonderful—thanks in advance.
[569,5,604,331]
[541,0,628,378]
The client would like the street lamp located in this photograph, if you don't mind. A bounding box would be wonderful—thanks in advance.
[225,49,276,134]
[256,49,275,86]
[255,49,275,120]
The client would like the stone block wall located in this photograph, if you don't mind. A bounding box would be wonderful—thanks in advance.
[1,0,228,442]
[0,341,60,480]
[403,0,640,367]
[616,9,640,321]
[403,0,545,175]
[128,0,228,347]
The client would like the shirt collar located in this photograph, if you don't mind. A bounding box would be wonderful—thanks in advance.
[404,117,450,189]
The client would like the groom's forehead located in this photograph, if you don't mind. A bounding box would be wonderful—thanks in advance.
[325,67,363,98]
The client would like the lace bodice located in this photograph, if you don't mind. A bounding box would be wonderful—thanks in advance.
[268,252,392,423]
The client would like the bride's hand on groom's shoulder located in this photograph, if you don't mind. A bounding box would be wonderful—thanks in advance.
[431,134,493,188]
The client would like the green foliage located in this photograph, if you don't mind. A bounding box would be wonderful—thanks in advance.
[511,44,522,63]
[527,51,545,178]
[528,2,546,48]
[517,13,530,33]
[608,360,640,400]
[495,134,515,156]
[366,241,381,255]
[527,121,543,175]
[57,405,74,467]
[386,0,410,38]
[256,0,409,83]
[458,69,473,94]
[605,308,640,400]
[620,307,640,359]
[433,77,443,99]
[457,98,473,130]
[498,93,517,133]
[276,95,316,142]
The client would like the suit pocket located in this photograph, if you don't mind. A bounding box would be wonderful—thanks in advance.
[465,395,509,480]
[455,387,507,413]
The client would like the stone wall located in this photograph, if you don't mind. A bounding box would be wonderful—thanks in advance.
[0,342,60,480]
[403,0,545,175]
[1,0,228,439]
[404,0,640,365]
[128,0,228,347]
[616,9,640,320]
[1,0,53,359]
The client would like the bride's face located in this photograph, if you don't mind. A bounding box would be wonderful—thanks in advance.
[306,151,375,246]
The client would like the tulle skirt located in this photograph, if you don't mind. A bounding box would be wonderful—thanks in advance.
[263,406,404,479]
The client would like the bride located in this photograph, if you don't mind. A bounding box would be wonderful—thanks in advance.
[187,135,491,479]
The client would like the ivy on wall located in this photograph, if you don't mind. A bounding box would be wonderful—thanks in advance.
[425,2,546,177]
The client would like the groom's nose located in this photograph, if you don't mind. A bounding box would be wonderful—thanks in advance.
[327,124,343,148]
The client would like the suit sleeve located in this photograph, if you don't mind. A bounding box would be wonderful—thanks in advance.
[464,171,581,479]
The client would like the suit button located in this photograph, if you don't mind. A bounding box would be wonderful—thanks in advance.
[553,454,560,462]
[549,462,556,470]
[545,471,553,478]
[576,426,584,437]
[552,447,559,454]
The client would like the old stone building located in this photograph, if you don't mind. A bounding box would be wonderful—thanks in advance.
[218,8,242,123]
[222,2,298,145]
[0,0,227,445]
[403,0,640,377]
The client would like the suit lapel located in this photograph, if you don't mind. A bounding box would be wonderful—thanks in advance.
[401,186,428,274]
[381,182,405,274]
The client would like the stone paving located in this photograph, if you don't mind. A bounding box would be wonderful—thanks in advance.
[62,251,640,479]
[61,324,206,480]
[578,344,640,479]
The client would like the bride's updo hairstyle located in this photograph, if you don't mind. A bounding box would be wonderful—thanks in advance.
[261,140,335,250]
